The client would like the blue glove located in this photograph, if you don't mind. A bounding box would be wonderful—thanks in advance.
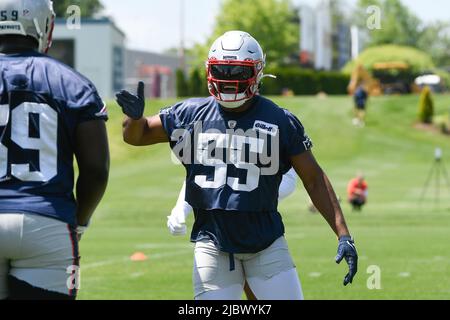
[335,236,358,286]
[116,81,145,120]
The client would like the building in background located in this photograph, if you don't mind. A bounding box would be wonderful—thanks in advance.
[314,0,333,70]
[50,18,125,99]
[300,0,333,70]
[50,18,180,99]
[351,25,362,61]
[335,23,352,69]
[299,5,316,68]
[124,50,180,99]
[300,0,357,70]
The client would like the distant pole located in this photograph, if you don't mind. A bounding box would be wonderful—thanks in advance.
[351,25,359,60]
[179,0,186,72]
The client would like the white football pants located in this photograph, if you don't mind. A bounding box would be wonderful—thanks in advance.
[0,213,79,299]
[194,236,304,300]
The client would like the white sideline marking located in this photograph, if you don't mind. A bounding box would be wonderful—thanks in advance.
[308,272,322,278]
[82,257,128,270]
[398,272,411,278]
[130,272,145,278]
[82,249,192,270]
[135,243,193,249]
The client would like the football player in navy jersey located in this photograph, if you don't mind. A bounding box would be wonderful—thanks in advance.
[117,31,357,300]
[167,169,298,300]
[0,0,109,300]
[167,169,298,236]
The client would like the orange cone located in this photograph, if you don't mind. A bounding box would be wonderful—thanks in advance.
[130,252,148,262]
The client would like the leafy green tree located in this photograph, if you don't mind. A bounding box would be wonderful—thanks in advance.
[191,0,299,67]
[189,68,209,97]
[53,0,103,18]
[176,69,189,97]
[355,0,422,47]
[417,22,450,68]
[353,0,450,68]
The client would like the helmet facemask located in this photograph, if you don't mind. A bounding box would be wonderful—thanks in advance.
[206,31,266,109]
[207,59,264,109]
[42,14,55,53]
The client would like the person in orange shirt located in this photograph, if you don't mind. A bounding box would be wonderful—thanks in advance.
[347,174,368,211]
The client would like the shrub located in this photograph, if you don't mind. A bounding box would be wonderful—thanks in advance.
[262,68,318,95]
[261,68,349,95]
[176,69,189,97]
[317,72,350,95]
[180,67,350,97]
[188,68,209,97]
[418,86,434,124]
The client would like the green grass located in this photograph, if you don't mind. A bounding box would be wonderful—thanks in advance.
[78,94,450,300]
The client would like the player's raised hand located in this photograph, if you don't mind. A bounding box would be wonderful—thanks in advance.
[335,236,358,286]
[116,81,145,120]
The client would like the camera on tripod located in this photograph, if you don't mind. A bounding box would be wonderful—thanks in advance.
[435,148,442,162]
[420,148,450,205]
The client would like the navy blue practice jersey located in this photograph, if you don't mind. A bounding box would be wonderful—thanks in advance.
[0,51,108,227]
[354,87,368,107]
[160,96,313,253]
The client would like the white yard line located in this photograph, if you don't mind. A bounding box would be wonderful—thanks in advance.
[130,272,145,278]
[135,243,193,249]
[308,272,322,278]
[82,249,192,270]
[398,272,411,278]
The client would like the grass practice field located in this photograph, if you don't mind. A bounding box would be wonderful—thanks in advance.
[77,94,450,300]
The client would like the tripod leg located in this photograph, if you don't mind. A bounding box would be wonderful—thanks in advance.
[436,164,440,207]
[440,161,450,189]
[420,162,436,203]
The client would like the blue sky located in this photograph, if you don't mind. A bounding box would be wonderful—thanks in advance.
[101,0,450,53]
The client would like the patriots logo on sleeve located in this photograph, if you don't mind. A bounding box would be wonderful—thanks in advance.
[303,133,313,150]
[95,102,108,117]
[159,106,173,114]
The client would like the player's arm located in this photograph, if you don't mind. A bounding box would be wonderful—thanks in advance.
[291,151,349,237]
[122,115,168,146]
[291,151,358,285]
[116,82,169,146]
[74,120,110,228]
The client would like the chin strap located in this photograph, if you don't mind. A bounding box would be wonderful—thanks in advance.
[219,99,250,109]
[261,74,277,80]
[258,74,277,92]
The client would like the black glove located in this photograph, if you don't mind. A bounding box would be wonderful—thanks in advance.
[115,81,145,120]
[335,236,358,286]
